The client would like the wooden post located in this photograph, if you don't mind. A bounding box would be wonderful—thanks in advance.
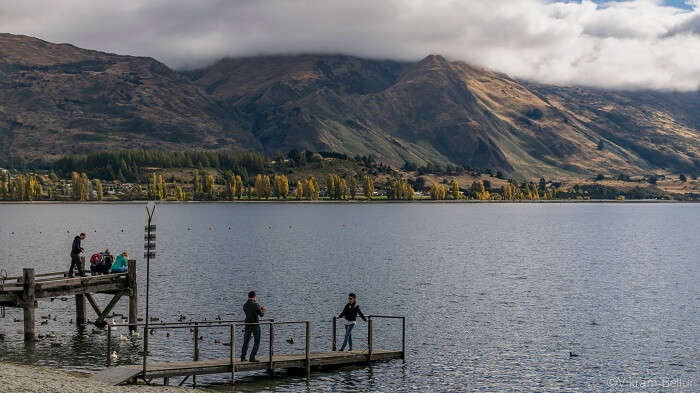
[367,318,373,363]
[75,257,86,325]
[231,325,236,384]
[401,317,406,360]
[305,321,311,378]
[268,320,274,375]
[193,324,199,387]
[22,268,36,342]
[107,324,112,366]
[127,260,137,332]
[332,316,337,351]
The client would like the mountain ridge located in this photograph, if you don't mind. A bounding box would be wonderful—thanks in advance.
[1,33,698,178]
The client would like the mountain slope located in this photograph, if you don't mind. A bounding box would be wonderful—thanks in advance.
[1,34,698,177]
[0,33,259,162]
[190,54,699,177]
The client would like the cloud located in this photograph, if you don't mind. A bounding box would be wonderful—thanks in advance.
[0,0,698,91]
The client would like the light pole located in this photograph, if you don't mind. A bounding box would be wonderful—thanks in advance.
[142,202,156,377]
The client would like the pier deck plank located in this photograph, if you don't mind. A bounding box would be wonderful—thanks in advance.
[92,349,402,384]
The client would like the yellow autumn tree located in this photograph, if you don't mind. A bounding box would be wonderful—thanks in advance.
[295,180,304,199]
[363,175,374,200]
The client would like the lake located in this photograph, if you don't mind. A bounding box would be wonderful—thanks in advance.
[0,202,698,392]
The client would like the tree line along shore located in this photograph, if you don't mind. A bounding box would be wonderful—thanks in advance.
[0,149,696,202]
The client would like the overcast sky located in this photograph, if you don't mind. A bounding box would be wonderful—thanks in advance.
[1,0,699,91]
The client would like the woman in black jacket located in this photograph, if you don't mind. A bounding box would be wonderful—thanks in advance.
[335,293,366,351]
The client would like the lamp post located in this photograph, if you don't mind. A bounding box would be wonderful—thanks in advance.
[142,202,156,377]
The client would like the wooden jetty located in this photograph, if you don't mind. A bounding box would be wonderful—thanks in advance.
[0,258,138,341]
[93,316,406,386]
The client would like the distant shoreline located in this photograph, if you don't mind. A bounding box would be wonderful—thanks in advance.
[0,199,697,205]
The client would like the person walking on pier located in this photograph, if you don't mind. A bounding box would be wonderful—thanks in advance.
[336,293,366,351]
[241,291,266,362]
[68,233,86,277]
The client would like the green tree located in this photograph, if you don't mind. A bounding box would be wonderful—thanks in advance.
[192,169,202,197]
[224,172,237,201]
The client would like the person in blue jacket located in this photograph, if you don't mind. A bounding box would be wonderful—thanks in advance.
[110,251,129,273]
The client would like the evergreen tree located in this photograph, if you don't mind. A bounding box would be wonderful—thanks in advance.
[192,169,202,197]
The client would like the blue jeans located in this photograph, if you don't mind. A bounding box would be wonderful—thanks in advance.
[241,325,261,360]
[340,323,354,351]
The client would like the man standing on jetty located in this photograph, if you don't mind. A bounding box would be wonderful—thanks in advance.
[241,291,266,362]
[68,233,86,277]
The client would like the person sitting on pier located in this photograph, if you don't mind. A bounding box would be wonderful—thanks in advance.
[241,291,266,362]
[336,293,367,351]
[110,251,128,273]
[89,252,103,276]
[68,233,86,277]
[101,249,114,274]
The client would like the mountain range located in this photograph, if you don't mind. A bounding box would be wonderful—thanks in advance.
[1,33,698,178]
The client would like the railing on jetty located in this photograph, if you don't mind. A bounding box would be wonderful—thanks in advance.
[99,314,406,386]
[0,258,138,341]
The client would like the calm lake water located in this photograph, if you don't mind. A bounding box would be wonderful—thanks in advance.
[0,203,698,392]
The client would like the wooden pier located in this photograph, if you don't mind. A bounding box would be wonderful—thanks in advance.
[0,258,138,341]
[94,316,406,386]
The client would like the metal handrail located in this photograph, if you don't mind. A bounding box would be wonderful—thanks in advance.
[331,315,406,360]
[368,315,406,360]
[106,319,274,366]
[229,320,310,385]
[106,318,312,385]
[110,318,273,329]
[105,315,404,385]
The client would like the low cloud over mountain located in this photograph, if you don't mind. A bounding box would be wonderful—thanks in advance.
[1,0,699,90]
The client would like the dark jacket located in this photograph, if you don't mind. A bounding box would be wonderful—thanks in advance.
[71,236,83,256]
[338,303,366,322]
[243,299,264,324]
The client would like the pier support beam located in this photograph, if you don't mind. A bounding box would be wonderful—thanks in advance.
[127,260,137,332]
[75,257,86,325]
[22,268,36,342]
